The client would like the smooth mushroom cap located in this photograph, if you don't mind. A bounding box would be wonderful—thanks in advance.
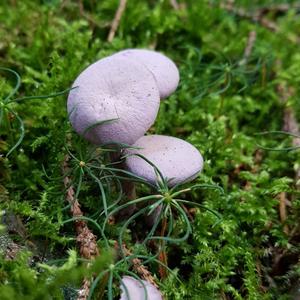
[113,49,179,99]
[125,135,204,187]
[119,276,162,300]
[67,56,160,145]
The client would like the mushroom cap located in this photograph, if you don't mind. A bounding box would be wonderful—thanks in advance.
[125,135,204,187]
[119,276,162,300]
[114,49,179,99]
[67,56,160,145]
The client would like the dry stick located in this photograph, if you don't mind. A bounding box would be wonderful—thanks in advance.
[258,3,300,15]
[220,2,279,32]
[239,30,257,66]
[62,154,99,300]
[220,1,300,44]
[78,0,103,30]
[281,88,300,186]
[276,73,300,235]
[232,28,258,192]
[169,0,179,10]
[278,192,289,235]
[107,0,127,42]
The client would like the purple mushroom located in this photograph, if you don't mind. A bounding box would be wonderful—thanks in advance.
[125,135,204,187]
[114,49,180,99]
[67,55,160,146]
[119,276,162,300]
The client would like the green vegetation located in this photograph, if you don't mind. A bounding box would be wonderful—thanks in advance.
[1,0,300,299]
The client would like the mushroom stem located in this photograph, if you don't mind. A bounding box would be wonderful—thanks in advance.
[158,217,168,279]
[122,180,136,200]
[146,197,162,227]
[109,152,137,219]
[117,180,137,219]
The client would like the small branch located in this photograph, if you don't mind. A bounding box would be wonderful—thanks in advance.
[107,0,127,42]
[239,30,257,66]
[220,1,300,44]
[169,0,179,10]
[220,2,279,32]
[62,154,99,300]
[258,3,300,15]
[275,61,300,236]
[278,192,289,234]
[78,0,103,30]
[283,107,300,145]
[277,75,300,183]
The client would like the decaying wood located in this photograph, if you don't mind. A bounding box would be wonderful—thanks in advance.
[62,154,99,300]
[107,0,127,42]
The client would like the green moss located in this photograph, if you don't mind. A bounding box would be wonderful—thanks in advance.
[0,0,300,299]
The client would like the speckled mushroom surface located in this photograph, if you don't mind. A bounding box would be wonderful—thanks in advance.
[119,276,162,300]
[114,49,180,99]
[125,135,204,186]
[67,56,160,145]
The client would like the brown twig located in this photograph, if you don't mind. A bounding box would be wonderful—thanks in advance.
[275,62,300,236]
[107,0,127,42]
[77,0,103,30]
[220,1,300,44]
[220,2,279,32]
[278,192,289,235]
[62,154,99,300]
[239,30,256,66]
[170,0,179,10]
[258,3,300,15]
[276,64,300,146]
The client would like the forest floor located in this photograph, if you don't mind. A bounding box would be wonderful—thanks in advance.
[1,1,300,299]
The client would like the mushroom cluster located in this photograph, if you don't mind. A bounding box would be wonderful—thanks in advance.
[67,49,203,187]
